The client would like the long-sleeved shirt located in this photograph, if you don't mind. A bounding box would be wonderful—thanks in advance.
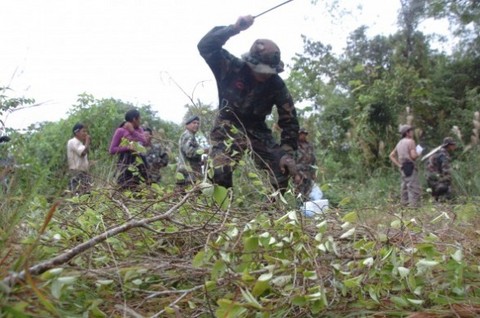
[176,129,202,175]
[427,148,452,183]
[109,127,147,154]
[198,25,299,151]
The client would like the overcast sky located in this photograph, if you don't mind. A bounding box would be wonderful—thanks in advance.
[1,0,406,130]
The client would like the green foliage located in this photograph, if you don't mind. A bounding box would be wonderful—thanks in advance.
[5,93,182,197]
[0,87,35,119]
[2,1,480,316]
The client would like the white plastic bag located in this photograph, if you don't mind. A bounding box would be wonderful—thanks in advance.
[416,144,424,155]
[309,184,323,201]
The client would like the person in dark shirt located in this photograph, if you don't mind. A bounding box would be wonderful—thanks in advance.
[198,15,299,191]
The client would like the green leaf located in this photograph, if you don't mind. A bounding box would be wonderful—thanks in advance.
[252,280,270,297]
[1,306,31,318]
[216,299,247,318]
[0,281,11,294]
[192,250,206,268]
[390,219,401,229]
[271,275,292,287]
[244,236,259,253]
[291,295,307,306]
[51,280,62,299]
[213,185,229,210]
[397,266,410,278]
[164,306,176,314]
[211,260,227,280]
[241,271,255,282]
[96,279,114,286]
[240,288,263,309]
[338,197,351,207]
[368,287,379,303]
[175,172,185,181]
[341,211,358,223]
[205,280,216,291]
[391,296,409,308]
[407,298,424,305]
[132,279,142,285]
[343,275,363,288]
[258,272,273,282]
[41,267,63,280]
[416,259,439,268]
[339,227,355,239]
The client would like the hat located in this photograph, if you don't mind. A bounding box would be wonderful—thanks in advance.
[185,115,199,125]
[399,125,413,135]
[0,135,10,143]
[442,136,456,147]
[299,128,308,134]
[241,39,284,74]
[72,123,84,135]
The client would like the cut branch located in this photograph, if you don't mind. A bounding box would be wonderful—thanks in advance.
[3,192,193,286]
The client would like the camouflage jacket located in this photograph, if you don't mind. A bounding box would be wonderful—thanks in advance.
[426,148,452,183]
[296,140,316,177]
[146,143,169,168]
[198,25,299,152]
[145,142,169,182]
[176,130,203,175]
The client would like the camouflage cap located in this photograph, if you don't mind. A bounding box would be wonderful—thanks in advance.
[299,128,308,134]
[241,39,284,74]
[399,124,413,135]
[442,136,456,147]
[185,115,199,125]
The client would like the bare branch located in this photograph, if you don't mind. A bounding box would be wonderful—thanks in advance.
[3,192,193,286]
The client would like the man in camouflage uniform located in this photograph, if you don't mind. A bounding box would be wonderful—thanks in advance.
[426,137,457,201]
[296,128,317,199]
[175,116,207,187]
[144,128,169,184]
[198,15,299,190]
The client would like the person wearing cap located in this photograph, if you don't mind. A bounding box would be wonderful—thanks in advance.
[296,128,317,199]
[389,124,422,207]
[176,115,208,188]
[67,123,91,195]
[426,137,457,201]
[197,15,299,191]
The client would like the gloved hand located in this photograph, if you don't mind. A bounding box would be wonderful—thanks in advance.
[279,154,300,184]
[234,15,254,32]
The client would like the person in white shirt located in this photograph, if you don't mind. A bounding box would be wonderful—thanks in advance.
[67,123,91,194]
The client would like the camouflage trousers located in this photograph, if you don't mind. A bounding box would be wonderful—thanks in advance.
[426,176,452,201]
[400,167,421,207]
[209,119,289,190]
[296,168,315,199]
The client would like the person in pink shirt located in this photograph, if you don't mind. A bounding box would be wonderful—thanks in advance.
[109,109,149,189]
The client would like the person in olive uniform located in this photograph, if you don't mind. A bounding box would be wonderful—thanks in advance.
[426,137,457,201]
